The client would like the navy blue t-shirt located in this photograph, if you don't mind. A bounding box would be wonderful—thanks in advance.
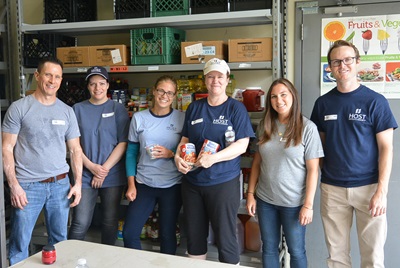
[311,85,397,187]
[182,97,255,186]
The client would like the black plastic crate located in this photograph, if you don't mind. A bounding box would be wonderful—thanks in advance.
[114,0,150,19]
[23,34,76,67]
[190,0,228,14]
[44,0,96,23]
[230,0,271,11]
[74,0,97,22]
[57,78,90,107]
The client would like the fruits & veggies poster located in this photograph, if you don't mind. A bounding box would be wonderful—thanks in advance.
[321,15,400,98]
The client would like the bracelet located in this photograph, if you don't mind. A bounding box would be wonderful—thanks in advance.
[303,205,313,210]
[247,192,254,195]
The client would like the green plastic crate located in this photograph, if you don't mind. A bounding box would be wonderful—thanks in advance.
[151,0,189,17]
[130,27,186,65]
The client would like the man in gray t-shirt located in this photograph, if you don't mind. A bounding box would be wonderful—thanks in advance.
[2,57,83,265]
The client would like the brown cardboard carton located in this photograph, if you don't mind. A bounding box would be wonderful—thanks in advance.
[57,46,91,67]
[228,38,272,62]
[181,41,227,64]
[89,45,129,66]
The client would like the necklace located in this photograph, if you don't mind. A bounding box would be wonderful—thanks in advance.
[277,121,287,142]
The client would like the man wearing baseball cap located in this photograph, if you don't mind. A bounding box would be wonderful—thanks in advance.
[175,58,254,264]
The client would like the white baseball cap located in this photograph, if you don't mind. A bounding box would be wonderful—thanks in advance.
[203,58,230,75]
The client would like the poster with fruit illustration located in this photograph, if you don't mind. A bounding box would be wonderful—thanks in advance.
[321,15,400,99]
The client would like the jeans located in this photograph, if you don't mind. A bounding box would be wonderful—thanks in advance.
[8,176,70,265]
[123,182,182,255]
[68,186,124,245]
[256,197,307,268]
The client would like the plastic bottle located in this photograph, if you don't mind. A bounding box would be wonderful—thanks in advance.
[75,258,89,268]
[119,90,126,105]
[225,126,235,147]
[190,74,204,92]
[177,75,190,93]
[112,90,119,102]
[226,74,236,96]
[245,216,262,252]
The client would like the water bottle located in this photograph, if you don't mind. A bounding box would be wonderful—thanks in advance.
[112,90,119,102]
[225,126,235,147]
[75,258,89,268]
[119,90,126,105]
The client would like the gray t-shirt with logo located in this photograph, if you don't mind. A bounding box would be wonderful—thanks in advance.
[2,95,80,182]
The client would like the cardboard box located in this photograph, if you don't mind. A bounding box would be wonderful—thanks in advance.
[57,46,91,67]
[228,38,272,62]
[89,45,129,66]
[181,41,227,64]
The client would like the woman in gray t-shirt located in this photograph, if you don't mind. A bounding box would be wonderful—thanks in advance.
[246,78,324,268]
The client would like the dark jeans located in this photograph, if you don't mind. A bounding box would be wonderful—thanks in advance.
[68,186,124,245]
[256,197,307,268]
[123,182,182,255]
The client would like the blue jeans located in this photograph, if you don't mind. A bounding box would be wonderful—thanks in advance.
[123,182,182,255]
[8,176,70,265]
[256,197,307,268]
[68,186,124,245]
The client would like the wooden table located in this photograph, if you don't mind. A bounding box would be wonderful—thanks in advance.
[10,240,255,267]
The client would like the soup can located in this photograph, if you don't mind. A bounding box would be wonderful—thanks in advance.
[199,139,220,156]
[180,143,197,164]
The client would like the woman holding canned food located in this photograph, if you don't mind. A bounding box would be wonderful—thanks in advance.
[174,58,254,264]
[123,75,185,255]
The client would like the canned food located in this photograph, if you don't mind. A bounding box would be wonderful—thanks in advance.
[199,139,220,157]
[180,143,197,164]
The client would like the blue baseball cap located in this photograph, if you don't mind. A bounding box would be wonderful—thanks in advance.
[85,66,109,81]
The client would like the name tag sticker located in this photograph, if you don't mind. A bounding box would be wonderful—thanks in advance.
[324,114,337,121]
[52,120,65,125]
[102,112,115,118]
[191,118,203,125]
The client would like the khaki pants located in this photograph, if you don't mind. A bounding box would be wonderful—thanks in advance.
[320,183,387,268]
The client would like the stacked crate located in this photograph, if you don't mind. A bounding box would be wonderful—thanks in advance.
[130,27,186,65]
[44,0,97,23]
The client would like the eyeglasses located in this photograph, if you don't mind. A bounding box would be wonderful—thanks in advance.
[329,57,357,67]
[155,88,175,98]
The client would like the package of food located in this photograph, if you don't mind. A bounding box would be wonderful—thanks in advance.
[199,139,220,157]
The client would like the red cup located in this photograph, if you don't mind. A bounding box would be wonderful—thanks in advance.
[42,244,56,264]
